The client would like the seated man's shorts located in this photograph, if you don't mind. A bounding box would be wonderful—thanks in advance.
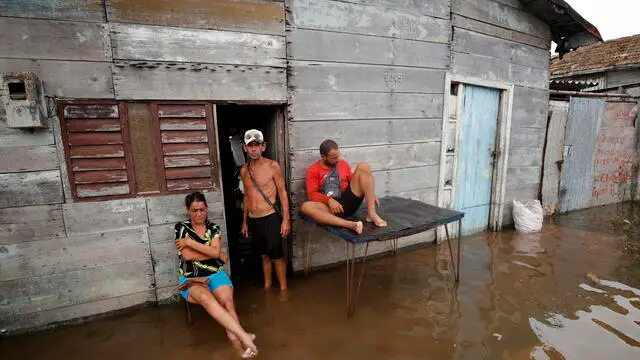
[179,271,233,300]
[335,184,364,218]
[248,212,284,260]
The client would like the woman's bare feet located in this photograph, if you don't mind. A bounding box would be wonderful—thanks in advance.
[230,334,256,357]
[366,213,387,227]
[239,333,258,359]
[351,221,364,234]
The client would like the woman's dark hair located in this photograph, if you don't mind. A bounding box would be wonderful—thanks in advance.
[185,191,208,208]
[319,139,339,156]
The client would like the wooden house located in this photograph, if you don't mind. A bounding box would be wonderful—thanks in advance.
[0,0,599,333]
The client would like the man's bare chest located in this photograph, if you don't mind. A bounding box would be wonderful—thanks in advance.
[246,165,274,189]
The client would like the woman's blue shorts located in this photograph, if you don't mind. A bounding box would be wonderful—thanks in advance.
[179,271,233,300]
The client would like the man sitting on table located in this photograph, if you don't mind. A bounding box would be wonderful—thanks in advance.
[300,139,387,234]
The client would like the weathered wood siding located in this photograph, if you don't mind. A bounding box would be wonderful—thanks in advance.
[606,69,640,89]
[106,0,285,35]
[0,0,106,22]
[541,100,569,215]
[0,189,226,334]
[0,0,279,332]
[0,0,559,331]
[451,0,551,225]
[110,22,286,101]
[286,0,450,270]
[0,1,286,102]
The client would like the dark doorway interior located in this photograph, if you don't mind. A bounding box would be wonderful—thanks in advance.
[216,104,290,288]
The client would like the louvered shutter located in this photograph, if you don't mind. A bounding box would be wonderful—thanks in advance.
[60,103,134,199]
[156,104,218,191]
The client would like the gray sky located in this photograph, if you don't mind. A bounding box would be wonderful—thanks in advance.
[565,0,640,40]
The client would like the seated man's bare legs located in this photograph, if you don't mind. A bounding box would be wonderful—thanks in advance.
[350,162,387,227]
[300,201,363,234]
[188,285,257,357]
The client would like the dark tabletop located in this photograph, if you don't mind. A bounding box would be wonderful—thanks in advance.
[303,196,464,244]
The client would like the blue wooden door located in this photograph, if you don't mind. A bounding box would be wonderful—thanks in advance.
[454,85,500,235]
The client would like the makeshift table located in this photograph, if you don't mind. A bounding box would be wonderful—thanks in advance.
[302,196,464,316]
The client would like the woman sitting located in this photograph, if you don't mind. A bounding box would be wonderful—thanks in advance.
[175,191,257,358]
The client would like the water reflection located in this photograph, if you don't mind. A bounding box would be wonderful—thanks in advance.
[530,279,640,359]
[1,205,639,360]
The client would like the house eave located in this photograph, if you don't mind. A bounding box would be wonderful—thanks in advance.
[519,0,602,56]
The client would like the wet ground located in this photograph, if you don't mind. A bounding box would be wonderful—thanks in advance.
[2,204,639,360]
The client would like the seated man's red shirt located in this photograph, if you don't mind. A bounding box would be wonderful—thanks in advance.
[305,160,353,205]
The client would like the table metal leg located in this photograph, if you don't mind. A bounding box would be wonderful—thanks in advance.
[346,242,354,313]
[350,242,370,316]
[345,241,371,317]
[444,222,459,282]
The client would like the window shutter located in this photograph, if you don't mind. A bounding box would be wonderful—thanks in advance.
[156,104,218,191]
[61,103,133,198]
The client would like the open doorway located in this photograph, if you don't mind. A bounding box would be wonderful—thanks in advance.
[215,104,290,287]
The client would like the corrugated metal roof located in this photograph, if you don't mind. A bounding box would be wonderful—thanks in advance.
[550,79,599,91]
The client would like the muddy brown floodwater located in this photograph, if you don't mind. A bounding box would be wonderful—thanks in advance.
[2,204,639,359]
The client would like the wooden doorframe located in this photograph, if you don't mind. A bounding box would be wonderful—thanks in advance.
[211,103,292,274]
[438,73,515,233]
[273,106,294,274]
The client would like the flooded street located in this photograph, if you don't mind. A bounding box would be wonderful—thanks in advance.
[2,204,639,360]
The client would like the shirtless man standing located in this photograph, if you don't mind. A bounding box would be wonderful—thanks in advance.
[240,129,291,290]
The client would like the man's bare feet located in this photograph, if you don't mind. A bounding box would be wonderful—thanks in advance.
[352,221,364,234]
[366,214,387,227]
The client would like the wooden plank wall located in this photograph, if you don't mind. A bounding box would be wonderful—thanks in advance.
[0,0,280,333]
[107,1,287,101]
[451,0,551,224]
[286,0,451,270]
[541,100,569,215]
[0,0,287,101]
[0,191,226,334]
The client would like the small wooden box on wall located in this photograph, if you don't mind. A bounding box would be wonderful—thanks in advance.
[1,72,47,128]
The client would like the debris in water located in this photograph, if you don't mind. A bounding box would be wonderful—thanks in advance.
[587,273,601,284]
[493,333,502,340]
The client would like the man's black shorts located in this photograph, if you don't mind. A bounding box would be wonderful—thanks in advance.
[335,185,364,218]
[248,212,284,260]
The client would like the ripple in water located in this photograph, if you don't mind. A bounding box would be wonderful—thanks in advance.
[529,279,640,359]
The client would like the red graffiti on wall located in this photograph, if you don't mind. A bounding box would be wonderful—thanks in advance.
[604,103,638,125]
[591,102,637,203]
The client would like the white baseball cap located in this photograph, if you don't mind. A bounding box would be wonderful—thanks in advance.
[244,129,264,145]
